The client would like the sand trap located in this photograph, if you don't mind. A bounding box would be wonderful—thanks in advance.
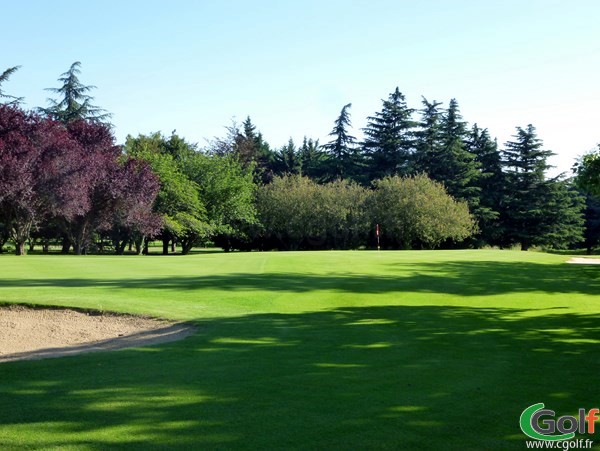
[566,258,600,265]
[0,305,196,362]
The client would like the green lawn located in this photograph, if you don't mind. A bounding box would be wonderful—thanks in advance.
[0,250,598,449]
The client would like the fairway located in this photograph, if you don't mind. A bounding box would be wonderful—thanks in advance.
[0,250,599,449]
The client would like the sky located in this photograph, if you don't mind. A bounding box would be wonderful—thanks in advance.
[2,0,599,175]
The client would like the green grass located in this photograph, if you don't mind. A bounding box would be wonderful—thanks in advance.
[0,250,598,449]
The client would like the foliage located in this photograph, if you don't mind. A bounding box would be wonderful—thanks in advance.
[257,175,369,250]
[39,62,111,124]
[124,132,207,254]
[362,87,416,180]
[0,66,23,105]
[370,174,475,249]
[501,125,584,250]
[322,103,359,181]
[574,146,600,197]
[582,194,600,253]
[183,152,257,249]
[467,124,504,245]
[272,138,302,176]
[0,105,158,255]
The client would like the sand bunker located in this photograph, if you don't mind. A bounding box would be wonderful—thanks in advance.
[0,305,195,362]
[566,258,600,265]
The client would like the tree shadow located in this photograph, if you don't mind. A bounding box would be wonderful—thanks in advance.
[2,260,598,295]
[1,305,599,449]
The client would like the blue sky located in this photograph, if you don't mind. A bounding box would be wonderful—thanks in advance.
[2,0,599,175]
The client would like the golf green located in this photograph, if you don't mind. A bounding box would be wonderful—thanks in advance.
[0,250,598,449]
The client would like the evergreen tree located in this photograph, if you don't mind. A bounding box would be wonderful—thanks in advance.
[414,97,444,176]
[298,136,324,180]
[437,99,481,209]
[467,124,504,245]
[583,194,600,254]
[40,62,111,124]
[322,103,358,181]
[0,66,23,105]
[273,138,302,175]
[501,125,550,250]
[362,87,416,181]
[501,125,584,250]
[235,116,274,183]
[538,179,585,249]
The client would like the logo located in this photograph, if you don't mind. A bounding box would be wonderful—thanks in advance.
[520,403,599,441]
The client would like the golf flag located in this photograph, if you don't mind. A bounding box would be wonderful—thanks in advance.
[376,224,380,237]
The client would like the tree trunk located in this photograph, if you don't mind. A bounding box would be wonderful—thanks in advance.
[162,238,170,255]
[42,239,50,254]
[521,241,530,251]
[115,240,127,255]
[128,241,133,252]
[134,237,144,255]
[181,241,193,255]
[61,237,71,254]
[15,240,26,256]
[143,239,149,255]
[171,240,176,252]
[29,240,35,252]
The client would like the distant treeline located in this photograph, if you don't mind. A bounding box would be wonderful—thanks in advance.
[1,63,598,255]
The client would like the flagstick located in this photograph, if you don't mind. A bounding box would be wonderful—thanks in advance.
[376,224,380,251]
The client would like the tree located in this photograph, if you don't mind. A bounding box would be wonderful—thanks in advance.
[273,138,302,176]
[574,146,600,197]
[124,132,206,255]
[536,179,585,249]
[40,62,111,124]
[369,174,475,249]
[582,195,600,254]
[0,106,44,254]
[0,106,144,255]
[415,98,481,215]
[102,158,162,255]
[233,117,274,183]
[414,97,444,177]
[0,66,23,105]
[57,120,124,254]
[183,152,257,252]
[322,103,358,181]
[467,124,504,245]
[438,99,481,209]
[502,125,584,250]
[362,87,416,181]
[298,137,324,180]
[257,175,369,250]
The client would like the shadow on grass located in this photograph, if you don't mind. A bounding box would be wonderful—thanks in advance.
[2,260,598,296]
[1,305,599,449]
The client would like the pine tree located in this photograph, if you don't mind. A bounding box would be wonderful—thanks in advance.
[273,138,302,175]
[414,97,444,176]
[235,116,274,183]
[415,98,481,220]
[40,62,111,124]
[467,124,504,245]
[322,103,358,181]
[362,87,416,181]
[437,99,481,208]
[501,125,583,250]
[583,194,600,254]
[298,136,323,180]
[0,66,23,105]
